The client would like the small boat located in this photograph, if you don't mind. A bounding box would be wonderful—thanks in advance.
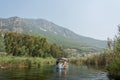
[56,57,68,69]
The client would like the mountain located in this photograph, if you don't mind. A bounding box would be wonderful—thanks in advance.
[0,16,107,53]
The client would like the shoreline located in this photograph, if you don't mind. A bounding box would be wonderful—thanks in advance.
[0,55,55,69]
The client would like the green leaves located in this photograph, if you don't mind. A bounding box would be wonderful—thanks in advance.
[106,26,120,77]
[4,32,67,58]
[0,32,5,52]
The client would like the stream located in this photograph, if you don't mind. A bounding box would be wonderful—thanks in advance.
[0,64,110,80]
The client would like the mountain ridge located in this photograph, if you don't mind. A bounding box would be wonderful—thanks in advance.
[0,16,107,52]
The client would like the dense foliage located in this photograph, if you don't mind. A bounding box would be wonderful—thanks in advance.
[0,32,5,52]
[4,32,67,58]
[106,26,120,78]
[0,54,55,68]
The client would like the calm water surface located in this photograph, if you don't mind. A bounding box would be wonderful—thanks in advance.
[0,64,110,80]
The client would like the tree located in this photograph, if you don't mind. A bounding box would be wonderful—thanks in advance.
[4,32,67,58]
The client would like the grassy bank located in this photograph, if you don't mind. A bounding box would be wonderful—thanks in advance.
[69,54,120,79]
[69,53,107,71]
[69,57,87,65]
[69,53,106,66]
[0,54,55,69]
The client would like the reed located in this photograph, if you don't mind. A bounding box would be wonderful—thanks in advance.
[0,54,55,69]
[69,57,87,65]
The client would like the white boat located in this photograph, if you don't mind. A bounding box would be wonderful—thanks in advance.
[56,64,68,69]
[56,58,68,69]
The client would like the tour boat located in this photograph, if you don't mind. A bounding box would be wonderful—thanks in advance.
[56,57,68,69]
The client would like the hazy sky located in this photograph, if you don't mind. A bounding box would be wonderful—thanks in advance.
[0,0,119,40]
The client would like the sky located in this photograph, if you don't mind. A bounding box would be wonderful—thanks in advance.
[0,0,119,40]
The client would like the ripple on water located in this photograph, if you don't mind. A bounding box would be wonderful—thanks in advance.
[0,65,110,80]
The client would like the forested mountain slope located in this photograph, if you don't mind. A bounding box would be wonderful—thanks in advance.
[0,17,107,52]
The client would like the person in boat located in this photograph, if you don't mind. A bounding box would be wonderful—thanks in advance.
[62,60,68,68]
[56,58,68,69]
[58,61,63,68]
[56,60,59,65]
[56,59,62,68]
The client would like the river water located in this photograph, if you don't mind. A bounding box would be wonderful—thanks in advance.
[0,64,110,80]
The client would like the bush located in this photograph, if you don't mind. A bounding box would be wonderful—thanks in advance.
[107,58,120,77]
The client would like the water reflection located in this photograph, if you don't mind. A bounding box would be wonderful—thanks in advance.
[54,65,109,80]
[56,68,68,77]
[0,65,110,80]
[0,66,54,80]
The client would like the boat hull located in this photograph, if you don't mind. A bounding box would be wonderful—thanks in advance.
[56,64,68,69]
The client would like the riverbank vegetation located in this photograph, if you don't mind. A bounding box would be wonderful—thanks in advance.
[0,31,68,68]
[4,32,67,58]
[69,26,120,79]
[0,53,55,69]
[69,52,107,68]
[105,26,120,78]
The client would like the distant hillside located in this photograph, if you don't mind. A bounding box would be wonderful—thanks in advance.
[0,16,107,53]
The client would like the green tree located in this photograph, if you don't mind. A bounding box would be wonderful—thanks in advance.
[106,26,120,77]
